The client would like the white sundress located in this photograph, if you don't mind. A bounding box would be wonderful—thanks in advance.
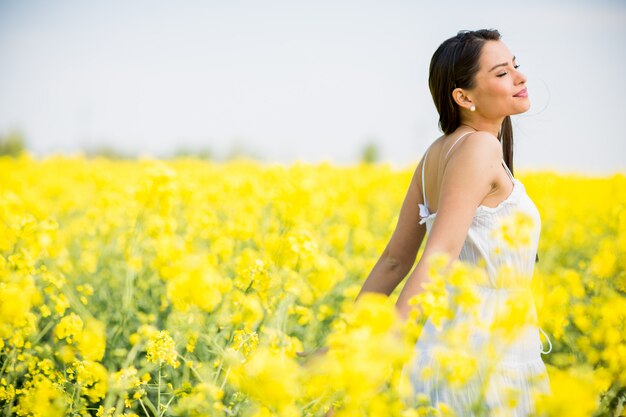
[402,132,553,416]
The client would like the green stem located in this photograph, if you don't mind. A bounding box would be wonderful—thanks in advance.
[161,394,177,417]
[157,364,162,415]
[301,394,325,411]
[112,396,124,417]
[178,354,204,383]
[213,359,223,385]
[0,348,15,378]
[123,342,142,368]
[60,283,94,321]
[31,319,55,345]
[67,386,76,414]
[219,367,230,391]
[138,398,152,417]
[142,396,159,416]
[3,395,15,417]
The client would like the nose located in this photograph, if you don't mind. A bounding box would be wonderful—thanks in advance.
[516,68,527,85]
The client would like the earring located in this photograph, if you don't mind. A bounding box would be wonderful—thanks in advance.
[470,105,476,112]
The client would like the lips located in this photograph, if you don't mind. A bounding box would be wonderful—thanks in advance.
[514,88,528,97]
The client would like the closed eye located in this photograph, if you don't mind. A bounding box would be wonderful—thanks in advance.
[497,64,521,77]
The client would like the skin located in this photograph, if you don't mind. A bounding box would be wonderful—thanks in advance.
[355,40,530,322]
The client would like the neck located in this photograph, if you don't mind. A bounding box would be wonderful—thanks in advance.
[460,116,504,138]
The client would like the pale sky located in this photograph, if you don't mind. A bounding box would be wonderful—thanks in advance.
[0,0,625,174]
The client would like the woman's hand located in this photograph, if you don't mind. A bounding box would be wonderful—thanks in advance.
[296,345,329,362]
[296,346,336,416]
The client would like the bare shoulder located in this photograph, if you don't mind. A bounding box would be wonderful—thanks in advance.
[450,131,502,160]
[443,131,503,186]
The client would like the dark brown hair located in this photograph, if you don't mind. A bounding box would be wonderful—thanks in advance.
[428,29,538,263]
[428,29,514,172]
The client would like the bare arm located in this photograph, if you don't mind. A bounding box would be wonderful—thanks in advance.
[302,162,431,359]
[394,132,503,321]
[355,156,428,300]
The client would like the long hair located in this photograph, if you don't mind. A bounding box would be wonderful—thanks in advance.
[428,29,538,263]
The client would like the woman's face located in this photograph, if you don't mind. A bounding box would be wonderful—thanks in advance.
[465,40,529,118]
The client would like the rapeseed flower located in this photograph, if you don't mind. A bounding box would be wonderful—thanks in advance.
[146,330,180,368]
[1,157,623,416]
[166,255,229,313]
[228,345,302,414]
[491,209,535,249]
[73,359,109,403]
[53,312,83,344]
[232,328,259,358]
[534,365,601,417]
[14,374,67,417]
[77,318,106,361]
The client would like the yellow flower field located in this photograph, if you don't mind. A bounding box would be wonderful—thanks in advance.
[0,153,625,416]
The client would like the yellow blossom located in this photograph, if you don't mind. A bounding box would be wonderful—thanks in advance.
[77,319,106,361]
[534,365,601,417]
[232,328,259,358]
[14,374,67,417]
[490,209,536,249]
[228,346,302,412]
[54,312,83,344]
[73,360,109,402]
[146,330,180,368]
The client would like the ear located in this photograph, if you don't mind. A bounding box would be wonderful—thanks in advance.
[451,87,474,111]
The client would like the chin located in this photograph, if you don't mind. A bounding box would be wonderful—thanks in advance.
[513,101,531,115]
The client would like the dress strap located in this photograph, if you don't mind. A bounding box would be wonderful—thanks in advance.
[501,159,515,181]
[421,147,431,207]
[444,131,475,160]
[539,327,553,354]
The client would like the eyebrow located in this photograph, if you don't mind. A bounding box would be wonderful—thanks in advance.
[488,56,516,72]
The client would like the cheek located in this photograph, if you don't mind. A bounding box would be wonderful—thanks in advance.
[474,82,510,107]
[485,80,510,97]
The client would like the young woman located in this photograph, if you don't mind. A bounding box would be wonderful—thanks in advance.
[355,29,552,415]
